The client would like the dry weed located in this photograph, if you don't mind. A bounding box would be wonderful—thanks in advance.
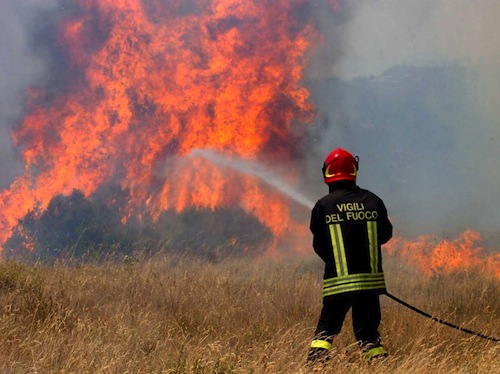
[0,253,498,373]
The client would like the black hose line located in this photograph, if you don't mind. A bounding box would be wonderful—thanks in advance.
[384,292,499,343]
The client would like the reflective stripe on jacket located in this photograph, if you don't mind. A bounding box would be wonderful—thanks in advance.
[310,181,393,298]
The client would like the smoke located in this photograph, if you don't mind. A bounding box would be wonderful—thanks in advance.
[304,0,500,239]
[0,0,64,188]
[1,0,499,242]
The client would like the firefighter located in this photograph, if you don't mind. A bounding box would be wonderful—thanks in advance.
[307,148,393,366]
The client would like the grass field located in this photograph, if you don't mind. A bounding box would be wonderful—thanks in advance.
[0,252,498,373]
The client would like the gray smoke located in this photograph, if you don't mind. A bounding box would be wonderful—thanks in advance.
[0,0,61,188]
[304,0,500,239]
[1,0,499,241]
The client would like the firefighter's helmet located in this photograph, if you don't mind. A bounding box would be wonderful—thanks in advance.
[322,148,359,184]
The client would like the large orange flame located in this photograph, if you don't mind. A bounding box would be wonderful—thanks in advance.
[1,0,497,280]
[384,230,500,279]
[0,0,320,250]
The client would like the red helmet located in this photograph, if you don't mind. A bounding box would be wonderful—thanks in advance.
[322,148,359,184]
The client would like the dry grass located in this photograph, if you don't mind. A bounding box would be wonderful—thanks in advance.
[0,252,498,373]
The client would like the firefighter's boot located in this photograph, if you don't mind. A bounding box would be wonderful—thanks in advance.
[361,342,388,361]
[307,339,332,370]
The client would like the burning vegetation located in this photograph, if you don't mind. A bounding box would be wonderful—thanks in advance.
[3,189,272,262]
[0,0,321,259]
[0,0,498,280]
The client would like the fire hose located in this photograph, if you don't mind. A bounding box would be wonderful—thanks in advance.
[384,292,499,343]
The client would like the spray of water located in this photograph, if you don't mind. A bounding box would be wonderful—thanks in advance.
[190,149,315,210]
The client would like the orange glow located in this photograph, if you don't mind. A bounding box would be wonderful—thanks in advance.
[0,0,316,251]
[384,230,500,279]
[1,0,497,281]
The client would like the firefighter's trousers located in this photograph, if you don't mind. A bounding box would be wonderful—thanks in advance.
[311,292,383,349]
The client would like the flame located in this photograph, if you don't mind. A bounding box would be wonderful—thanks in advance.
[0,0,321,250]
[384,230,500,279]
[2,0,497,280]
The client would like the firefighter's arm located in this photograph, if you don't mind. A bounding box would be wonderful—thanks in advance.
[310,203,329,262]
[312,235,329,262]
[378,205,393,245]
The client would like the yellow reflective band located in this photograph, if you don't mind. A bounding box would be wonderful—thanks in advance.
[364,346,387,360]
[311,340,333,350]
[367,221,379,273]
[329,224,348,277]
[323,281,386,297]
[323,273,385,286]
[323,273,386,297]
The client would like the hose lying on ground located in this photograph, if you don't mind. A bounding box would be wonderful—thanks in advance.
[384,291,499,343]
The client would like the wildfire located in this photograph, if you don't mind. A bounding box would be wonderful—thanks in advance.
[0,0,320,250]
[1,0,498,280]
[384,230,500,279]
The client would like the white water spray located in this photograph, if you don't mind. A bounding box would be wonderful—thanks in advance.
[190,149,315,210]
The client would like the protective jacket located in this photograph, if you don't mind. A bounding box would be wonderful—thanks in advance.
[310,181,392,298]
